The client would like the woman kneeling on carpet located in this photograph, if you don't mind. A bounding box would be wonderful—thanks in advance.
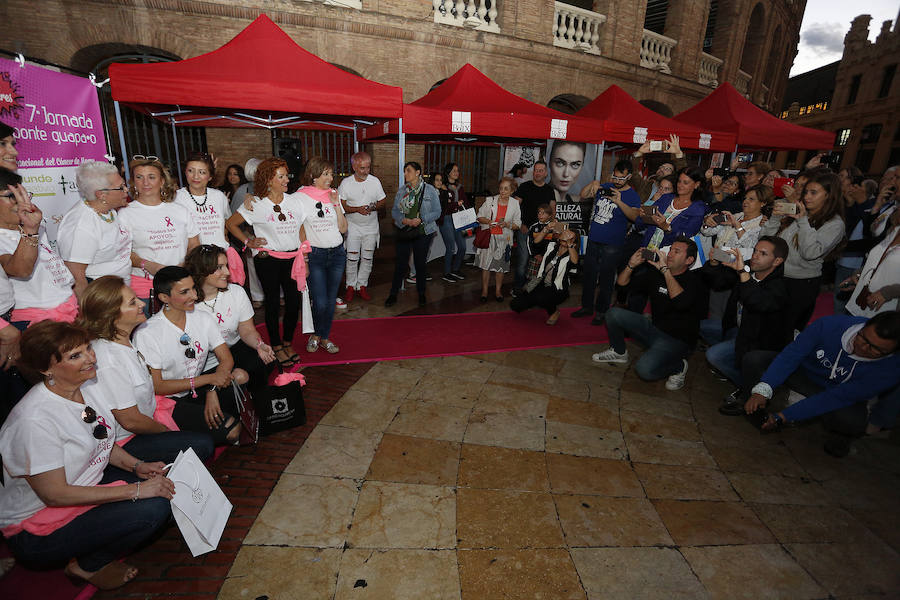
[0,321,174,590]
[511,229,579,325]
[77,275,215,473]
[185,244,275,394]
[133,266,246,446]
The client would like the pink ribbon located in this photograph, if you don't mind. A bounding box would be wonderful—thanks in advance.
[153,395,179,431]
[11,294,78,324]
[274,372,306,386]
[96,415,112,430]
[261,240,311,291]
[209,206,216,215]
[164,216,174,227]
[194,341,203,354]
[225,246,245,285]
[216,312,224,324]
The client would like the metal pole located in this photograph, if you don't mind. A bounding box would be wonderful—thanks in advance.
[594,141,606,181]
[499,144,506,180]
[170,117,183,187]
[353,123,360,153]
[398,118,406,186]
[113,100,130,180]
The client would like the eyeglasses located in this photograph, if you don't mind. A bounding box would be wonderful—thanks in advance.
[856,330,894,357]
[272,204,287,221]
[99,184,128,192]
[132,154,159,162]
[315,202,325,218]
[610,175,631,182]
[81,406,109,440]
[0,190,33,201]
[180,332,197,359]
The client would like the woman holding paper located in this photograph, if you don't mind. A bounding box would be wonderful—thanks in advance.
[0,320,174,590]
[438,165,469,282]
[475,176,522,302]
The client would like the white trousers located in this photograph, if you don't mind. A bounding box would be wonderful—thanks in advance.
[345,229,378,288]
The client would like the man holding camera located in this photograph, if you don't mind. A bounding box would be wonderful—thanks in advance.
[572,160,641,325]
[592,236,708,391]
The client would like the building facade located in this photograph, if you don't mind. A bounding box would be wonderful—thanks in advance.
[776,11,900,176]
[3,0,805,194]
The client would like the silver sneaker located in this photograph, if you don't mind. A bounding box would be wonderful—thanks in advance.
[665,359,689,391]
[592,348,629,364]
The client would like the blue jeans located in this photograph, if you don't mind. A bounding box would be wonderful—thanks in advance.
[307,245,346,339]
[99,430,215,483]
[514,229,530,289]
[439,218,465,275]
[870,383,900,429]
[705,328,740,385]
[581,241,622,314]
[605,307,691,381]
[7,494,171,572]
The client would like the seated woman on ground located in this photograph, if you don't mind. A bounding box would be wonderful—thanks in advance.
[133,266,246,446]
[0,321,174,591]
[77,275,215,474]
[185,244,275,394]
[511,228,579,325]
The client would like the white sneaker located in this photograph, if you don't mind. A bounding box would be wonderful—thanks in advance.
[335,297,347,310]
[592,348,629,364]
[665,359,689,391]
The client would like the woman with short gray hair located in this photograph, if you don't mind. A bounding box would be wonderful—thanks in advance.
[57,160,133,298]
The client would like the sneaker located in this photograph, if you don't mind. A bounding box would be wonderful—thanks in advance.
[426,274,433,281]
[384,295,397,307]
[345,286,355,302]
[451,271,466,280]
[718,390,745,416]
[335,297,347,310]
[441,274,456,283]
[405,275,416,284]
[357,286,371,301]
[592,348,629,364]
[571,308,592,318]
[665,359,689,391]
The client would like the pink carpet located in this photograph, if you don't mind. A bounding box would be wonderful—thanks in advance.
[286,306,609,367]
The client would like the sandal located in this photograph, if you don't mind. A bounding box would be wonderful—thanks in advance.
[321,340,340,354]
[274,344,298,368]
[306,337,319,353]
[65,559,138,591]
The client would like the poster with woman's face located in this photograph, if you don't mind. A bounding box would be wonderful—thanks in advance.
[545,140,598,235]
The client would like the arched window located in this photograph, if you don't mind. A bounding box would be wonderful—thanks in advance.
[638,99,674,118]
[547,94,591,115]
[740,3,767,75]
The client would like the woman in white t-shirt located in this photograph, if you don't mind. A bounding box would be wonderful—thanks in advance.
[133,266,245,446]
[173,152,232,250]
[0,321,174,590]
[77,276,215,469]
[185,244,275,390]
[226,158,304,367]
[295,157,348,354]
[117,157,200,309]
[0,170,76,325]
[58,160,132,298]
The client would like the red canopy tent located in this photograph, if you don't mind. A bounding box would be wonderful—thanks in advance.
[360,63,605,144]
[673,82,833,151]
[576,85,737,152]
[108,14,404,177]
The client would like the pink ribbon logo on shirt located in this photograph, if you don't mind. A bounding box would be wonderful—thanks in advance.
[164,216,174,228]
[209,206,216,215]
[216,312,224,324]
[287,211,294,220]
[194,341,203,354]
[96,415,112,430]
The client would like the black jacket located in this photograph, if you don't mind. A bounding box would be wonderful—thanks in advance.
[703,262,792,363]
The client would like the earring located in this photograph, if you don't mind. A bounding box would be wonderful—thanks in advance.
[45,371,55,386]
[163,303,169,311]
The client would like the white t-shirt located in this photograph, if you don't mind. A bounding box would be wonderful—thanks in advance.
[195,284,254,368]
[133,310,225,398]
[0,226,74,309]
[294,188,345,248]
[173,187,231,249]
[338,175,385,234]
[0,264,14,315]
[56,201,132,280]
[83,338,156,442]
[0,383,120,528]
[236,194,306,252]
[117,201,200,277]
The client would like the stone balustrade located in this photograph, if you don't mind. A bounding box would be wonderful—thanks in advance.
[698,52,722,87]
[734,70,752,96]
[640,29,677,74]
[553,2,606,55]
[433,0,500,33]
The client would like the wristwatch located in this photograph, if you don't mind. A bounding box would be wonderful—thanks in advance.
[743,265,751,273]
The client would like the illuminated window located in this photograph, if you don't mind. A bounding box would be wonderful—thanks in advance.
[781,111,789,119]
[835,128,851,146]
[799,106,806,115]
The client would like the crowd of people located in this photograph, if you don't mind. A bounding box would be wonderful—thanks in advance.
[1,115,899,589]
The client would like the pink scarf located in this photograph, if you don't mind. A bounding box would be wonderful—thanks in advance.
[259,241,312,291]
[298,185,333,203]
[2,481,128,538]
[225,246,246,285]
[10,294,78,325]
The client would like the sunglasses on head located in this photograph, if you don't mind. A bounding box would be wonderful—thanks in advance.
[132,154,159,162]
[81,406,108,440]
[315,202,325,218]
[179,333,196,359]
[273,204,287,221]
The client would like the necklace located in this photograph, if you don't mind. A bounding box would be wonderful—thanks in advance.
[84,200,115,223]
[188,188,208,212]
[202,290,219,311]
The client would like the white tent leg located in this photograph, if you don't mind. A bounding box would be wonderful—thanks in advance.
[595,141,606,181]
[499,144,506,180]
[113,100,130,180]
[398,118,406,187]
[170,117,183,187]
[353,123,360,153]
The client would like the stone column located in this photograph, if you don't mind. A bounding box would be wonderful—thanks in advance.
[662,0,709,81]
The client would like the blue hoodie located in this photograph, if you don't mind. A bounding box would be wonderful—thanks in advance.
[760,315,900,422]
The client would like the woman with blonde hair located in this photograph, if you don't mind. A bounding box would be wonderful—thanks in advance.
[475,176,522,302]
[117,157,200,309]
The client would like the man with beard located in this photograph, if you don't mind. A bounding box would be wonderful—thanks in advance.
[513,160,556,295]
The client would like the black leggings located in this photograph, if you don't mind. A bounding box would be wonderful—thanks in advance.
[172,372,240,446]
[784,275,821,332]
[230,339,275,397]
[511,285,568,315]
[254,254,300,346]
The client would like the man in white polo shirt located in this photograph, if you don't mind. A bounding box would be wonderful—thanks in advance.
[339,151,386,302]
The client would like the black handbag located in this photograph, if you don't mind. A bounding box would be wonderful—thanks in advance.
[395,224,425,241]
[233,381,260,445]
[257,369,307,436]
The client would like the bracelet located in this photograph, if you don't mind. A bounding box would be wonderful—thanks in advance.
[21,236,39,247]
[659,266,669,273]
[132,481,141,502]
[256,338,264,348]
[190,376,198,398]
[140,259,151,278]
[132,460,142,474]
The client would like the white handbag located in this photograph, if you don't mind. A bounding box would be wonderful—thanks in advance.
[168,448,233,557]
[452,207,477,231]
